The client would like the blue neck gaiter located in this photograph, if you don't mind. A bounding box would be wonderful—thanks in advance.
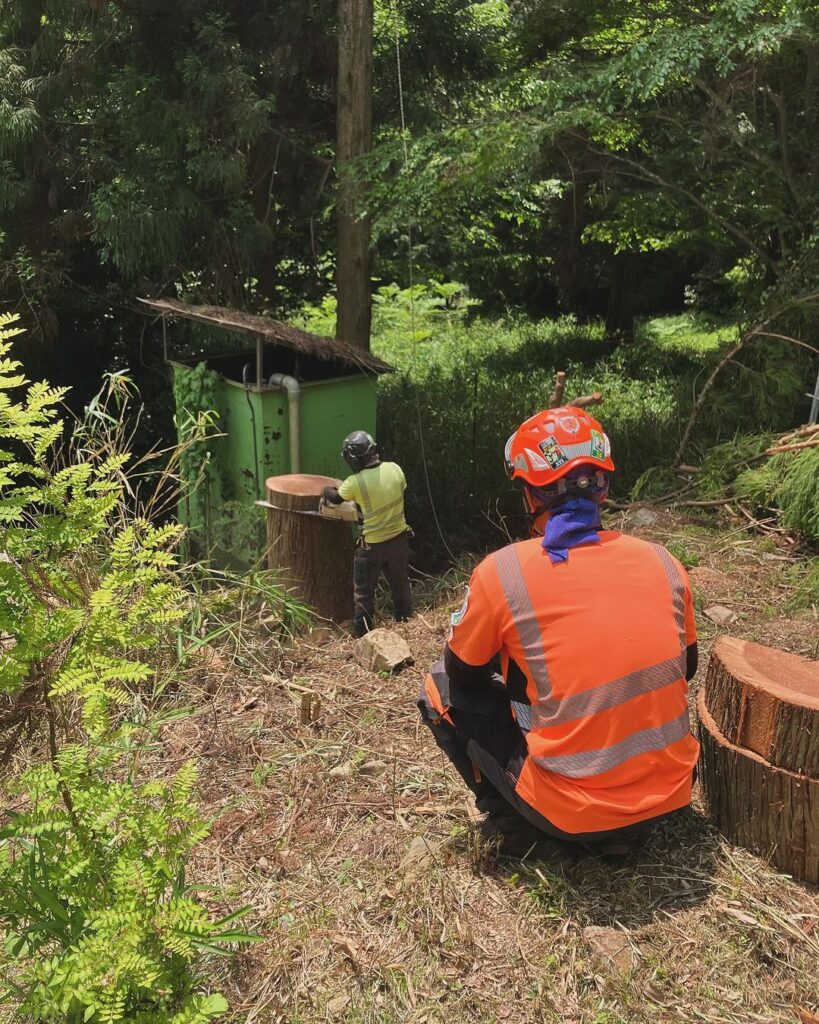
[542,496,602,563]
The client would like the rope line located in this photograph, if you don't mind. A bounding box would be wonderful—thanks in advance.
[390,0,457,563]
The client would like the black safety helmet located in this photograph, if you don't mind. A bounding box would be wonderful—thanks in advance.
[342,430,379,472]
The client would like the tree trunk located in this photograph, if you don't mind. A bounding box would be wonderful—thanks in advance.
[604,252,635,347]
[336,0,373,351]
[265,474,355,623]
[697,637,819,884]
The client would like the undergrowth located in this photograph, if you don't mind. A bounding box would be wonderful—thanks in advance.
[0,312,273,1022]
[302,284,813,553]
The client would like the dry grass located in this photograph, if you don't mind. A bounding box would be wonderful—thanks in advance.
[157,508,819,1024]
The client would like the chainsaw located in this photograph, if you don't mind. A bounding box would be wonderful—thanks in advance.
[316,498,359,522]
[255,498,359,522]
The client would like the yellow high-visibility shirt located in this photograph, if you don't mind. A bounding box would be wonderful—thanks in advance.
[338,462,407,544]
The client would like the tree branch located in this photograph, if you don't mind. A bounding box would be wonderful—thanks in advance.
[571,134,781,276]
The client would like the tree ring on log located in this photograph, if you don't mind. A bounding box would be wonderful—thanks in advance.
[703,636,819,775]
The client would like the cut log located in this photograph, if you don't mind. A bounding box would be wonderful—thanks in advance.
[697,690,819,884]
[265,474,355,623]
[703,636,819,776]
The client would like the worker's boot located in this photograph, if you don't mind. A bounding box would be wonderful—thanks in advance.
[479,811,576,866]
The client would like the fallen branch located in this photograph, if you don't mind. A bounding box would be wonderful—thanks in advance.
[772,423,819,445]
[673,335,747,466]
[765,438,819,455]
[736,503,792,536]
[748,329,819,355]
[673,498,734,508]
[674,292,819,466]
[548,371,566,408]
[567,391,603,409]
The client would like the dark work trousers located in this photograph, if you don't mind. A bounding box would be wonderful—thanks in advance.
[418,661,685,846]
[353,530,413,636]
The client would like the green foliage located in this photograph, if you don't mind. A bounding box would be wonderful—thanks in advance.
[785,559,819,612]
[181,566,313,671]
[301,287,813,552]
[0,315,186,737]
[640,315,733,356]
[369,0,819,346]
[172,362,226,543]
[0,313,254,1020]
[695,434,774,498]
[735,447,819,543]
[0,744,248,1023]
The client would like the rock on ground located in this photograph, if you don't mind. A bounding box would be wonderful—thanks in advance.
[582,925,636,978]
[704,604,737,625]
[355,628,414,674]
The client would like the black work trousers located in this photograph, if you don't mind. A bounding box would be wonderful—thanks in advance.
[353,531,412,636]
[418,662,684,846]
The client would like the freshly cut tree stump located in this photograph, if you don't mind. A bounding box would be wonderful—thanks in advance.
[703,636,819,775]
[264,474,355,623]
[697,637,819,884]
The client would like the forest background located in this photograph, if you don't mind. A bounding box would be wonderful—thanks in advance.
[2,0,819,553]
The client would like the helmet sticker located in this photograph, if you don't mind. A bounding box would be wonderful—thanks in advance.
[526,447,550,470]
[538,436,569,470]
[558,415,580,434]
[450,586,470,632]
[590,430,606,461]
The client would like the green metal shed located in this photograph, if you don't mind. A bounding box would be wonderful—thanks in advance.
[140,297,393,566]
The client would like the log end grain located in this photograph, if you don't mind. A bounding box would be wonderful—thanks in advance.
[710,636,819,711]
[704,637,819,773]
[266,473,342,498]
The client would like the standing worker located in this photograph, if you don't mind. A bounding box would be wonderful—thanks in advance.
[324,430,413,637]
[418,406,699,857]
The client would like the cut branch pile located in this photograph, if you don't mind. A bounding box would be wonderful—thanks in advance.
[765,423,819,455]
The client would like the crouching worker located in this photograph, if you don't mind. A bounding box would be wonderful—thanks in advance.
[419,406,700,857]
[324,430,412,637]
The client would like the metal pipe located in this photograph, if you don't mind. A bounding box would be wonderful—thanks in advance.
[268,373,301,473]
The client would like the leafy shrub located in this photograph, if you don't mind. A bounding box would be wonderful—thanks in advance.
[0,317,186,740]
[0,744,248,1024]
[0,312,253,1021]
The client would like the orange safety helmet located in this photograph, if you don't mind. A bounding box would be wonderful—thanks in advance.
[504,405,615,488]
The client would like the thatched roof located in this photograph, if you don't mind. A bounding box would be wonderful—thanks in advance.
[139,297,393,375]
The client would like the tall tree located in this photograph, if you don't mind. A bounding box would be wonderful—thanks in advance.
[336,0,374,350]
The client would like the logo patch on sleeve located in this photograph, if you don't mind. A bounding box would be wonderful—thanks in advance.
[538,436,569,470]
[450,585,470,629]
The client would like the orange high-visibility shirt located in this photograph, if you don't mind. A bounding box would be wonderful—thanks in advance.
[447,531,699,834]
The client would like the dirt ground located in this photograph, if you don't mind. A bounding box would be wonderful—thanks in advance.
[166,508,819,1024]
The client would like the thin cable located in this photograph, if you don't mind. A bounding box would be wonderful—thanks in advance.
[390,0,457,563]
